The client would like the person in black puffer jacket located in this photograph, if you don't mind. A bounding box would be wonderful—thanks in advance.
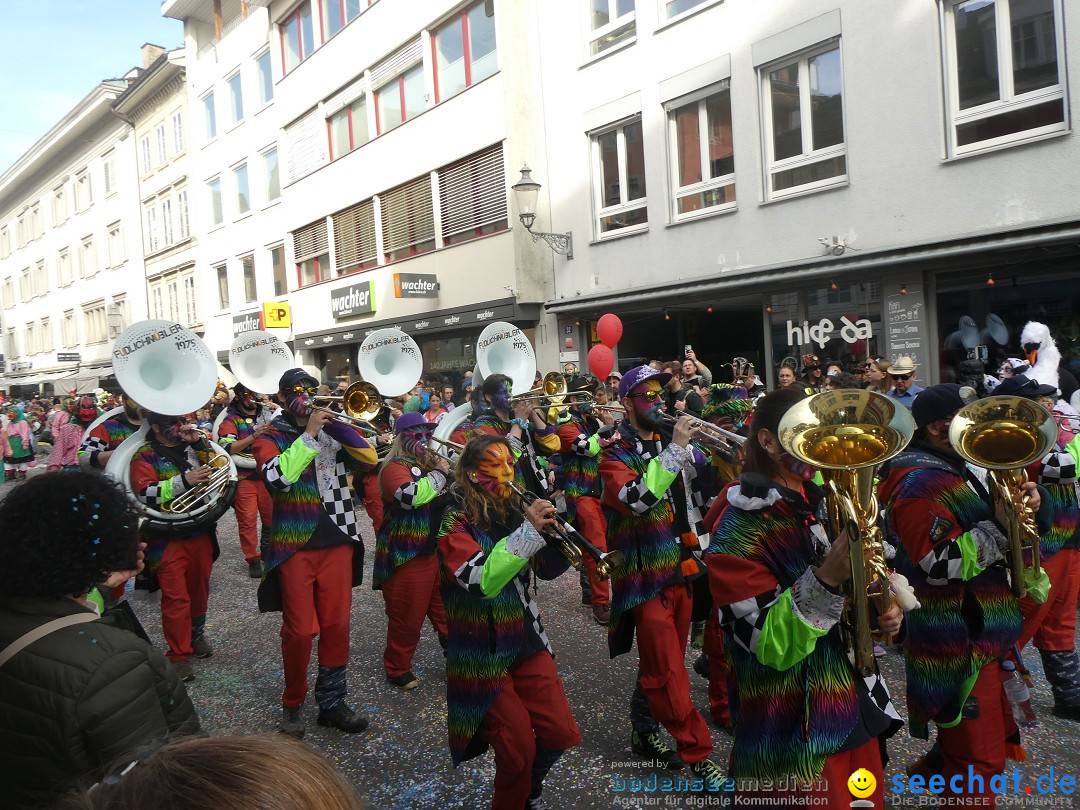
[0,472,200,809]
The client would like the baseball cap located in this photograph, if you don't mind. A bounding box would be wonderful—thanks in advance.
[912,383,967,429]
[994,375,1057,400]
[278,368,319,392]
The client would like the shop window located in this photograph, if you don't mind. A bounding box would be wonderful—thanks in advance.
[438,142,508,245]
[294,218,331,286]
[667,82,735,221]
[433,0,497,103]
[332,199,377,273]
[589,0,635,57]
[379,175,435,261]
[760,41,846,199]
[942,0,1066,156]
[591,117,648,238]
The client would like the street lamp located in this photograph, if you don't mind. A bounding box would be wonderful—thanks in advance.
[511,166,573,259]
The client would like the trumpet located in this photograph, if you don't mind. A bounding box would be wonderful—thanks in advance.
[507,482,624,580]
[659,412,746,450]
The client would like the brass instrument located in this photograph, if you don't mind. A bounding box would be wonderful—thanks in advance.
[507,482,624,580]
[512,372,571,404]
[167,432,238,513]
[948,395,1056,599]
[660,412,747,451]
[311,381,383,434]
[778,389,915,677]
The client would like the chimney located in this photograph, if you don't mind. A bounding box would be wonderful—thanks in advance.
[141,43,165,69]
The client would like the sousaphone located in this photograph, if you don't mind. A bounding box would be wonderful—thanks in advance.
[475,321,536,396]
[356,328,423,397]
[218,331,295,468]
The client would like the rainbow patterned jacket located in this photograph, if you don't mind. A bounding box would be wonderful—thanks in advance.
[372,458,449,590]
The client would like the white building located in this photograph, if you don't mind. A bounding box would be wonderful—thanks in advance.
[0,75,146,398]
[534,0,1080,387]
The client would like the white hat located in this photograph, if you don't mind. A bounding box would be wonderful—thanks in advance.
[888,355,919,376]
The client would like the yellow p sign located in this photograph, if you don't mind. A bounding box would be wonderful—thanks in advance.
[263,302,292,328]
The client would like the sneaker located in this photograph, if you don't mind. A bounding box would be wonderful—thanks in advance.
[873,643,886,658]
[175,659,195,682]
[387,671,420,690]
[248,559,264,578]
[692,653,710,680]
[279,706,305,739]
[317,704,370,733]
[192,635,214,659]
[630,730,683,770]
[592,604,611,625]
[688,758,724,789]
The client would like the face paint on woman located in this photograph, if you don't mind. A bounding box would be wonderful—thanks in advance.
[490,383,511,413]
[237,392,257,412]
[402,427,433,460]
[473,443,514,498]
[780,452,817,481]
[160,421,185,444]
[285,393,312,417]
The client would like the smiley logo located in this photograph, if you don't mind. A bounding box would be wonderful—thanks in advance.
[848,768,876,799]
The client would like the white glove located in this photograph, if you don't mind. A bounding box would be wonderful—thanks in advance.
[505,522,548,560]
[889,571,921,611]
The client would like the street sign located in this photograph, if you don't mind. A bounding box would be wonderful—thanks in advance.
[57,352,81,362]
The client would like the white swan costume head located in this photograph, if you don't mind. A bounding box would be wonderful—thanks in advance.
[1020,321,1060,392]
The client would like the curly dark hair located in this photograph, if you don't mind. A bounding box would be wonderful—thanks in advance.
[0,472,141,598]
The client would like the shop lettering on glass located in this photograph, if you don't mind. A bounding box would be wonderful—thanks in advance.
[786,315,872,349]
[886,290,925,368]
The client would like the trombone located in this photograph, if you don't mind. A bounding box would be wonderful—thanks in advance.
[310,381,383,435]
[511,372,571,404]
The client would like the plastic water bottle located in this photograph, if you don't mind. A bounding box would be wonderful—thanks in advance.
[1001,660,1038,727]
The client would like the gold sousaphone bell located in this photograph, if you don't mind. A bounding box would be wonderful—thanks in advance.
[311,381,384,431]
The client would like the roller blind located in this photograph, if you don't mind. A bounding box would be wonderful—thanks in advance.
[438,142,507,240]
[380,175,434,255]
[293,218,328,262]
[332,200,376,269]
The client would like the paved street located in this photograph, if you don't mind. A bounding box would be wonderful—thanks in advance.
[3,460,1079,808]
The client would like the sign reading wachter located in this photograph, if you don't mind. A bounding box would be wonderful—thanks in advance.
[393,272,438,298]
[331,281,376,319]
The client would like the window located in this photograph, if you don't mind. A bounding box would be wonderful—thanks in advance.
[16,211,29,248]
[151,283,165,320]
[19,268,30,303]
[234,164,251,215]
[257,50,274,105]
[332,200,377,274]
[668,83,735,220]
[167,275,181,323]
[433,1,497,103]
[103,152,115,195]
[271,244,287,295]
[328,96,368,159]
[58,249,73,286]
[141,136,152,174]
[293,218,330,286]
[664,0,713,19]
[112,296,128,336]
[438,143,508,244]
[1,278,13,309]
[107,222,124,266]
[145,206,159,253]
[204,93,217,139]
[161,198,174,246]
[84,302,108,344]
[32,260,47,297]
[228,72,244,123]
[942,0,1066,155]
[216,263,230,309]
[75,169,92,211]
[242,255,257,302]
[30,203,43,239]
[80,236,96,278]
[25,322,38,355]
[40,318,53,353]
[592,117,648,236]
[172,111,184,152]
[208,177,223,226]
[178,189,190,238]
[589,0,635,56]
[380,175,435,261]
[375,64,425,134]
[761,42,846,198]
[281,1,315,73]
[263,149,280,201]
[322,0,369,39]
[52,185,67,225]
[156,123,168,164]
[184,273,198,324]
[0,228,8,258]
[62,310,77,348]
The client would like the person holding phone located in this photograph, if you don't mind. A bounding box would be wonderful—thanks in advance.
[681,348,712,390]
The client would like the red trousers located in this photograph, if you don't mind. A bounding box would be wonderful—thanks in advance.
[574,496,610,605]
[937,662,1010,806]
[1019,548,1080,651]
[702,608,731,727]
[736,737,883,805]
[477,651,582,810]
[278,544,353,707]
[633,584,712,763]
[358,470,383,534]
[233,477,273,563]
[381,553,448,677]
[157,534,213,662]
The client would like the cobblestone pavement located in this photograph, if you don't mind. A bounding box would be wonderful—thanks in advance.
[4,462,1078,808]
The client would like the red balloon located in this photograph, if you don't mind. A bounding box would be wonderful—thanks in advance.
[597,313,624,348]
[588,344,615,380]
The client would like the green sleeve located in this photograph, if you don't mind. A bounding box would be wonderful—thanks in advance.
[412,476,440,506]
[279,436,320,481]
[585,434,601,457]
[644,456,679,498]
[755,589,830,671]
[956,532,985,579]
[159,477,175,503]
[480,538,530,597]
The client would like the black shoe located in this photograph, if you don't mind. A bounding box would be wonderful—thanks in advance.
[387,671,420,690]
[175,659,195,682]
[192,635,213,659]
[248,559,263,578]
[688,758,724,789]
[592,604,611,625]
[279,706,305,739]
[630,730,683,770]
[1053,704,1080,722]
[317,704,370,733]
[692,653,710,680]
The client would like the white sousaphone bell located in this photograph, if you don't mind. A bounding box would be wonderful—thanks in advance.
[356,328,424,398]
[105,320,238,534]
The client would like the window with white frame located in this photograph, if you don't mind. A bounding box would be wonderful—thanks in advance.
[328,95,369,159]
[40,317,53,353]
[19,268,30,303]
[150,282,165,320]
[16,211,28,248]
[75,169,92,211]
[664,0,714,19]
[242,255,257,302]
[433,1,497,103]
[438,142,508,244]
[271,244,287,296]
[760,41,846,198]
[373,42,425,134]
[166,274,181,323]
[204,93,217,139]
[103,152,115,196]
[234,164,251,214]
[30,203,43,239]
[84,302,108,344]
[215,263,230,309]
[0,227,8,258]
[380,175,435,261]
[178,188,191,238]
[4,330,16,362]
[257,50,274,106]
[172,111,184,152]
[58,249,72,286]
[293,218,330,286]
[161,198,175,245]
[332,199,377,274]
[1,278,14,309]
[112,295,128,334]
[942,0,1066,156]
[263,148,280,201]
[52,185,67,225]
[281,1,316,73]
[228,72,244,123]
[80,235,97,277]
[589,0,636,57]
[156,123,167,164]
[208,177,223,226]
[145,206,160,253]
[25,322,38,355]
[667,82,735,220]
[62,310,78,348]
[591,117,648,236]
[32,260,47,297]
[107,222,124,266]
[141,136,152,174]
[183,272,198,324]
